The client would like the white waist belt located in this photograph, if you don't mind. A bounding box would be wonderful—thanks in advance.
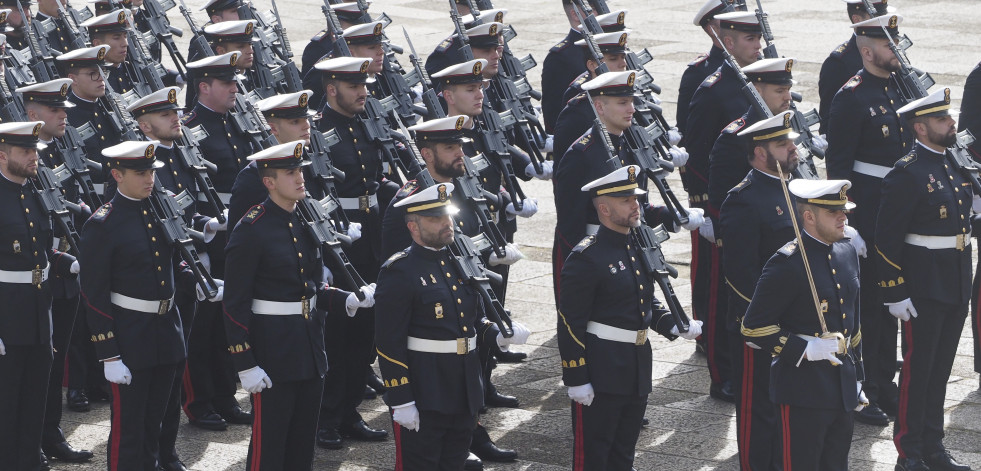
[338,194,378,211]
[0,263,50,284]
[586,224,600,235]
[407,336,476,354]
[904,233,971,250]
[110,292,174,315]
[252,295,317,316]
[199,192,232,205]
[852,161,892,179]
[586,321,647,345]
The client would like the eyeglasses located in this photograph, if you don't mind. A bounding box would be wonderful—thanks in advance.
[74,69,105,82]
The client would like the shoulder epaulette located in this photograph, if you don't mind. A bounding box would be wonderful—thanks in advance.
[729,177,751,194]
[572,235,596,253]
[180,110,197,125]
[702,71,721,88]
[89,203,112,222]
[567,92,587,106]
[395,180,420,199]
[382,249,409,268]
[550,39,570,52]
[242,204,264,225]
[842,75,862,91]
[896,150,917,168]
[311,29,328,42]
[434,35,455,53]
[688,53,709,67]
[575,132,593,149]
[777,240,798,256]
[832,40,849,56]
[722,118,746,135]
[571,74,588,88]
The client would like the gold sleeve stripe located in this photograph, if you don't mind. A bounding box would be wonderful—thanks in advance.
[726,277,752,303]
[375,348,408,370]
[851,330,862,347]
[557,309,585,349]
[876,246,901,271]
[741,324,781,337]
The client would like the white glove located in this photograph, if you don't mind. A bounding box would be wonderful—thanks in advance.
[506,198,539,218]
[671,319,703,340]
[973,195,981,214]
[410,83,424,103]
[680,208,705,231]
[843,225,867,258]
[346,222,363,242]
[885,298,918,322]
[567,383,595,406]
[496,321,531,348]
[322,265,335,285]
[392,403,420,432]
[812,134,829,153]
[538,135,554,153]
[697,219,715,243]
[667,128,683,146]
[855,382,868,412]
[203,210,230,243]
[238,366,272,394]
[525,161,554,180]
[345,283,377,317]
[488,243,525,267]
[104,359,133,385]
[196,279,224,302]
[668,146,689,167]
[0,338,5,356]
[802,337,843,366]
[70,260,80,274]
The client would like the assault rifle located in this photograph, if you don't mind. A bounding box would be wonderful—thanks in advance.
[147,182,221,298]
[296,195,368,300]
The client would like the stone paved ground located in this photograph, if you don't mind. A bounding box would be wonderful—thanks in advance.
[52,0,981,469]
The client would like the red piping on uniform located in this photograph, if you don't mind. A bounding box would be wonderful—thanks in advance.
[781,404,792,471]
[707,243,722,382]
[250,392,262,470]
[223,306,249,331]
[739,344,753,470]
[81,291,113,320]
[110,383,121,471]
[894,323,914,459]
[181,366,197,420]
[393,409,403,471]
[573,402,585,471]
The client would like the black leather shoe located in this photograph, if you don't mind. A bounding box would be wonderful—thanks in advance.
[855,404,890,426]
[363,384,378,400]
[366,372,387,394]
[495,350,527,363]
[484,391,520,408]
[896,457,931,471]
[925,450,972,471]
[218,406,253,425]
[159,459,189,471]
[709,381,735,403]
[464,452,483,470]
[189,411,228,431]
[66,389,91,412]
[39,451,50,471]
[317,428,343,449]
[642,417,649,427]
[43,441,94,463]
[471,440,518,462]
[879,396,899,418]
[340,420,388,441]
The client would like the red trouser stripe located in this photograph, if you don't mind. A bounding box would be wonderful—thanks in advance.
[739,344,753,470]
[894,322,915,458]
[393,409,403,471]
[109,383,121,471]
[707,242,722,382]
[181,363,197,420]
[573,402,585,471]
[780,404,792,471]
[250,392,262,470]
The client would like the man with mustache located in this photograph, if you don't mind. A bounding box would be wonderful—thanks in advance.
[0,120,79,471]
[876,88,974,471]
[826,14,914,426]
